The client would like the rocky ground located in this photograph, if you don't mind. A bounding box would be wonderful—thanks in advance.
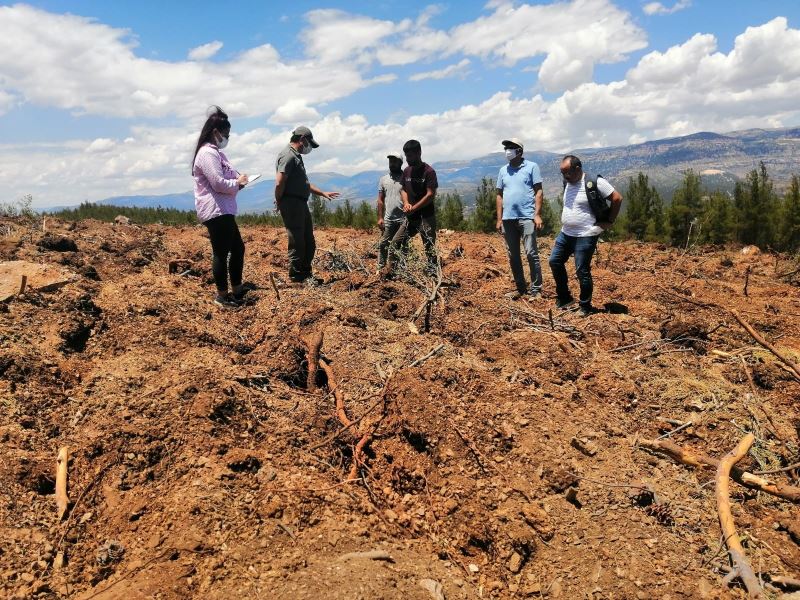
[1,216,799,599]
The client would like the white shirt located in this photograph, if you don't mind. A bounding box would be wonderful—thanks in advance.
[561,174,615,237]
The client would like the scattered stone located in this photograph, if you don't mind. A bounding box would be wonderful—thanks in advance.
[570,437,598,457]
[508,552,524,573]
[419,578,445,600]
[468,564,479,573]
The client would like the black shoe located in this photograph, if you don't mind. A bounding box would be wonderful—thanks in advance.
[214,294,241,309]
[529,287,542,298]
[556,297,576,310]
[579,305,600,317]
[505,290,524,300]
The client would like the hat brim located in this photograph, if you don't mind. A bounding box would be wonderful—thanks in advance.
[309,139,320,148]
[501,139,522,149]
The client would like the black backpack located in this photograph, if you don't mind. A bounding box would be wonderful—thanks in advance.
[563,175,611,223]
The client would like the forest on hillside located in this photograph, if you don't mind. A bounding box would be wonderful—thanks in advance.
[7,162,799,253]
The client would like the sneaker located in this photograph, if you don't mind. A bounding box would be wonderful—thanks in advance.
[303,276,324,287]
[505,290,524,300]
[529,288,542,298]
[556,297,576,310]
[214,294,240,309]
[579,305,600,317]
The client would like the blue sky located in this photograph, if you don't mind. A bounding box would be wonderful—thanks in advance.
[1,1,799,206]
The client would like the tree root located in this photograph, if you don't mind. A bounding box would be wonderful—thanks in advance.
[715,434,763,598]
[640,439,800,503]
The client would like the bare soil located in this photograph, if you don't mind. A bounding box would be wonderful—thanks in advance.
[1,217,799,599]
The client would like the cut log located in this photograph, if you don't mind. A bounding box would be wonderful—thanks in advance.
[715,434,763,598]
[640,439,800,503]
[56,447,70,520]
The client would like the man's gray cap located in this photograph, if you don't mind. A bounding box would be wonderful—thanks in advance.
[501,137,524,150]
[292,125,319,148]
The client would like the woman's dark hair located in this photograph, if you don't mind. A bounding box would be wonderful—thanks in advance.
[192,106,231,172]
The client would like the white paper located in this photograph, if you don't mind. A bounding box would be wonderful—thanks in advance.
[244,173,261,185]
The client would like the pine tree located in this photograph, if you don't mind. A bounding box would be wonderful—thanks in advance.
[699,192,735,245]
[469,177,497,233]
[779,174,800,252]
[439,192,465,230]
[310,194,329,227]
[332,199,354,228]
[352,201,375,231]
[667,170,703,246]
[624,173,653,240]
[646,190,666,242]
[539,195,558,236]
[735,162,779,248]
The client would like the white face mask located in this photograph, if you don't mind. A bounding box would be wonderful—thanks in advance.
[299,139,312,155]
[216,133,229,150]
[505,148,519,161]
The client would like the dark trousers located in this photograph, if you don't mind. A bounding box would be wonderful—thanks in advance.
[502,219,542,294]
[377,219,405,268]
[279,199,315,282]
[391,214,438,272]
[204,214,245,293]
[548,231,599,307]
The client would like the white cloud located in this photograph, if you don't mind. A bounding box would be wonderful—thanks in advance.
[269,100,322,125]
[296,1,646,92]
[643,0,691,16]
[0,90,18,115]
[3,10,800,208]
[0,5,387,120]
[410,59,471,81]
[85,138,116,153]
[188,40,223,61]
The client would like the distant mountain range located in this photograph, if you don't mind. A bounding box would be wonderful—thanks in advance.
[67,126,800,213]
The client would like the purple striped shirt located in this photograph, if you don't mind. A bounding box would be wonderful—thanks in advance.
[193,143,239,223]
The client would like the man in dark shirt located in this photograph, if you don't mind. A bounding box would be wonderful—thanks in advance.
[274,126,339,283]
[390,139,439,275]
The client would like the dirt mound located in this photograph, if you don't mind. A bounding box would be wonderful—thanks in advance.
[1,217,799,599]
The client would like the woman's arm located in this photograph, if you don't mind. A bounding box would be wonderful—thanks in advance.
[195,148,240,194]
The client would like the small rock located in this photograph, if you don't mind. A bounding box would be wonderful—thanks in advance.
[508,552,524,573]
[570,437,598,457]
[20,572,35,583]
[384,509,398,521]
[468,564,479,573]
[419,578,445,600]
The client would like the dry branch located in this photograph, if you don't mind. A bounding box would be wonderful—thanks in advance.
[318,358,353,430]
[410,344,445,367]
[715,434,763,598]
[412,260,443,322]
[639,439,800,503]
[269,272,280,300]
[302,330,324,393]
[731,310,800,381]
[18,274,27,295]
[56,447,70,520]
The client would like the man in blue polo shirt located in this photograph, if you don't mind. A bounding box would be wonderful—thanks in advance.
[495,138,544,299]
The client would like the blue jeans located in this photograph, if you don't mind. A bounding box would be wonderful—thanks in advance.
[502,219,542,293]
[548,232,599,307]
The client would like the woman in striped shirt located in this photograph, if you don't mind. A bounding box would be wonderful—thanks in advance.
[192,106,250,308]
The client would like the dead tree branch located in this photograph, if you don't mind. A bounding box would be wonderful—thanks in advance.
[639,439,800,503]
[731,310,800,381]
[715,433,763,598]
[56,447,70,520]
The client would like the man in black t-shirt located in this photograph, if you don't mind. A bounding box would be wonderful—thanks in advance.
[390,139,439,275]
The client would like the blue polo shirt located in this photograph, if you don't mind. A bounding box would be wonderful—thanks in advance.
[496,159,542,220]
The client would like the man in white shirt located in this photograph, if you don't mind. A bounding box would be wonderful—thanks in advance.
[548,155,623,316]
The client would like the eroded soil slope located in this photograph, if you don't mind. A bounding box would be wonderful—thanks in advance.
[1,217,799,599]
